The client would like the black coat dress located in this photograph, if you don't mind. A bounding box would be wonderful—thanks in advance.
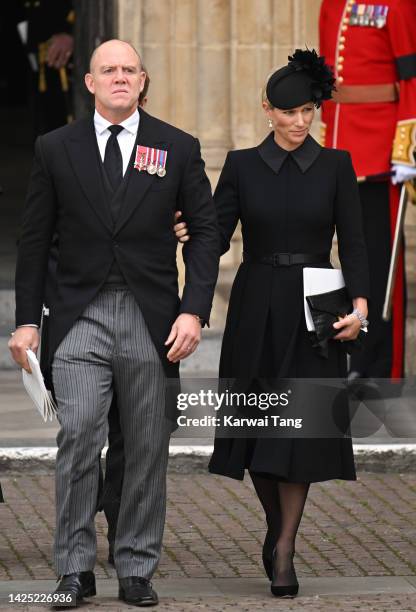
[208,133,370,483]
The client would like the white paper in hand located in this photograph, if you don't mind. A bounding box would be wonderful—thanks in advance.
[22,350,57,422]
[303,267,346,331]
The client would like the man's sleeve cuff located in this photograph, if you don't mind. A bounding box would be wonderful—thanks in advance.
[17,324,39,328]
[392,120,416,166]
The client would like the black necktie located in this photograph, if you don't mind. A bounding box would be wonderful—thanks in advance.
[104,124,124,191]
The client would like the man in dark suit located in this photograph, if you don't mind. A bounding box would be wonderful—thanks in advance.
[9,39,219,607]
[97,66,152,566]
[39,68,152,567]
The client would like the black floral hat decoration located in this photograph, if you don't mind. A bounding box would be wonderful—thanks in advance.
[266,48,336,110]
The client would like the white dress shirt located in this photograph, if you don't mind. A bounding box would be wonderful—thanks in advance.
[94,108,140,176]
[18,109,141,329]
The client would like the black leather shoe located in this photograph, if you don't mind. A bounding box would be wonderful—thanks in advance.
[270,549,299,598]
[119,576,158,607]
[53,571,96,608]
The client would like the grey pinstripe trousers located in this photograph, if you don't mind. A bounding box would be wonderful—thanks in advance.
[52,287,170,578]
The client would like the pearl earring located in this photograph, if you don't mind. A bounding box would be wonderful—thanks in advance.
[268,119,273,128]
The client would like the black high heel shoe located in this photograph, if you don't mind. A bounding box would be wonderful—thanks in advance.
[262,528,274,581]
[270,548,299,598]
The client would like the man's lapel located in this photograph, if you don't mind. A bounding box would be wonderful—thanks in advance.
[63,117,113,232]
[114,109,170,235]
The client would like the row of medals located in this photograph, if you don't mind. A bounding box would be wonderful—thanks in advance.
[138,153,166,177]
[349,8,387,28]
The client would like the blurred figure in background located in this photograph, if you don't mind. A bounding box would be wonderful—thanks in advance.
[320,0,416,381]
[17,0,74,136]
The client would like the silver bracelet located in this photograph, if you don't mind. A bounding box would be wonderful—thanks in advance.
[352,308,369,330]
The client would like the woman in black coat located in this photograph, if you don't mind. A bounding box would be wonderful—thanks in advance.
[176,50,369,598]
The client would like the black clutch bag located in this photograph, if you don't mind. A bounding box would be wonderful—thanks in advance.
[306,287,363,357]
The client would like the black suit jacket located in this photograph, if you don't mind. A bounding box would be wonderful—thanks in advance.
[15,109,220,380]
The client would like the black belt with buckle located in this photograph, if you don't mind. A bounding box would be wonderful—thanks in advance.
[242,252,330,267]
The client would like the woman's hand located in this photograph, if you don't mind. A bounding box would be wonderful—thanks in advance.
[173,211,190,243]
[333,314,362,341]
[333,297,368,341]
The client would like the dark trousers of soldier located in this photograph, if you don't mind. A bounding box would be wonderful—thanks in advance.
[31,66,71,136]
[349,181,405,378]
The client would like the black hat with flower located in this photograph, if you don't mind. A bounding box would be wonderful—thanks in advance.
[266,48,336,110]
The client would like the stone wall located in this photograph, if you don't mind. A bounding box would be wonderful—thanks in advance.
[116,0,415,373]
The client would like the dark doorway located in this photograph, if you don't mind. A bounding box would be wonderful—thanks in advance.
[0,0,115,290]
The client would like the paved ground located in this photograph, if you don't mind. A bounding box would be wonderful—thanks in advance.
[1,365,416,609]
[0,471,415,610]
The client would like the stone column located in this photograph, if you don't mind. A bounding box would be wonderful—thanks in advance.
[117,0,144,47]
[197,0,231,170]
[140,0,174,123]
[172,1,198,135]
[230,0,274,150]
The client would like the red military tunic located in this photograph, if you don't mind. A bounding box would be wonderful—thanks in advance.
[319,0,416,379]
[320,0,416,178]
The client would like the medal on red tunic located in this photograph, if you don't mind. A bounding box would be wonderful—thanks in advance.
[363,5,372,26]
[349,4,359,25]
[357,4,366,26]
[376,6,389,28]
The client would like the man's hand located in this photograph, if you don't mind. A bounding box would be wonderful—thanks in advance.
[173,211,190,243]
[8,328,40,372]
[165,313,201,362]
[47,33,74,69]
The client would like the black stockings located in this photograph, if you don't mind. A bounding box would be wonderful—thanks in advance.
[249,472,281,540]
[273,482,309,586]
[250,472,310,586]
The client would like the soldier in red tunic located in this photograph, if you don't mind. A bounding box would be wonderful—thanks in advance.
[319,0,416,379]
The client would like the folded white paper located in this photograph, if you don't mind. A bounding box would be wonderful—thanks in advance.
[303,267,346,332]
[22,350,57,422]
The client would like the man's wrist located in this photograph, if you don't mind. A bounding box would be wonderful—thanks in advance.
[10,325,39,337]
[17,324,39,328]
[182,313,205,326]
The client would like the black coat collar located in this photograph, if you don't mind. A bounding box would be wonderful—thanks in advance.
[63,109,170,235]
[257,132,322,175]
